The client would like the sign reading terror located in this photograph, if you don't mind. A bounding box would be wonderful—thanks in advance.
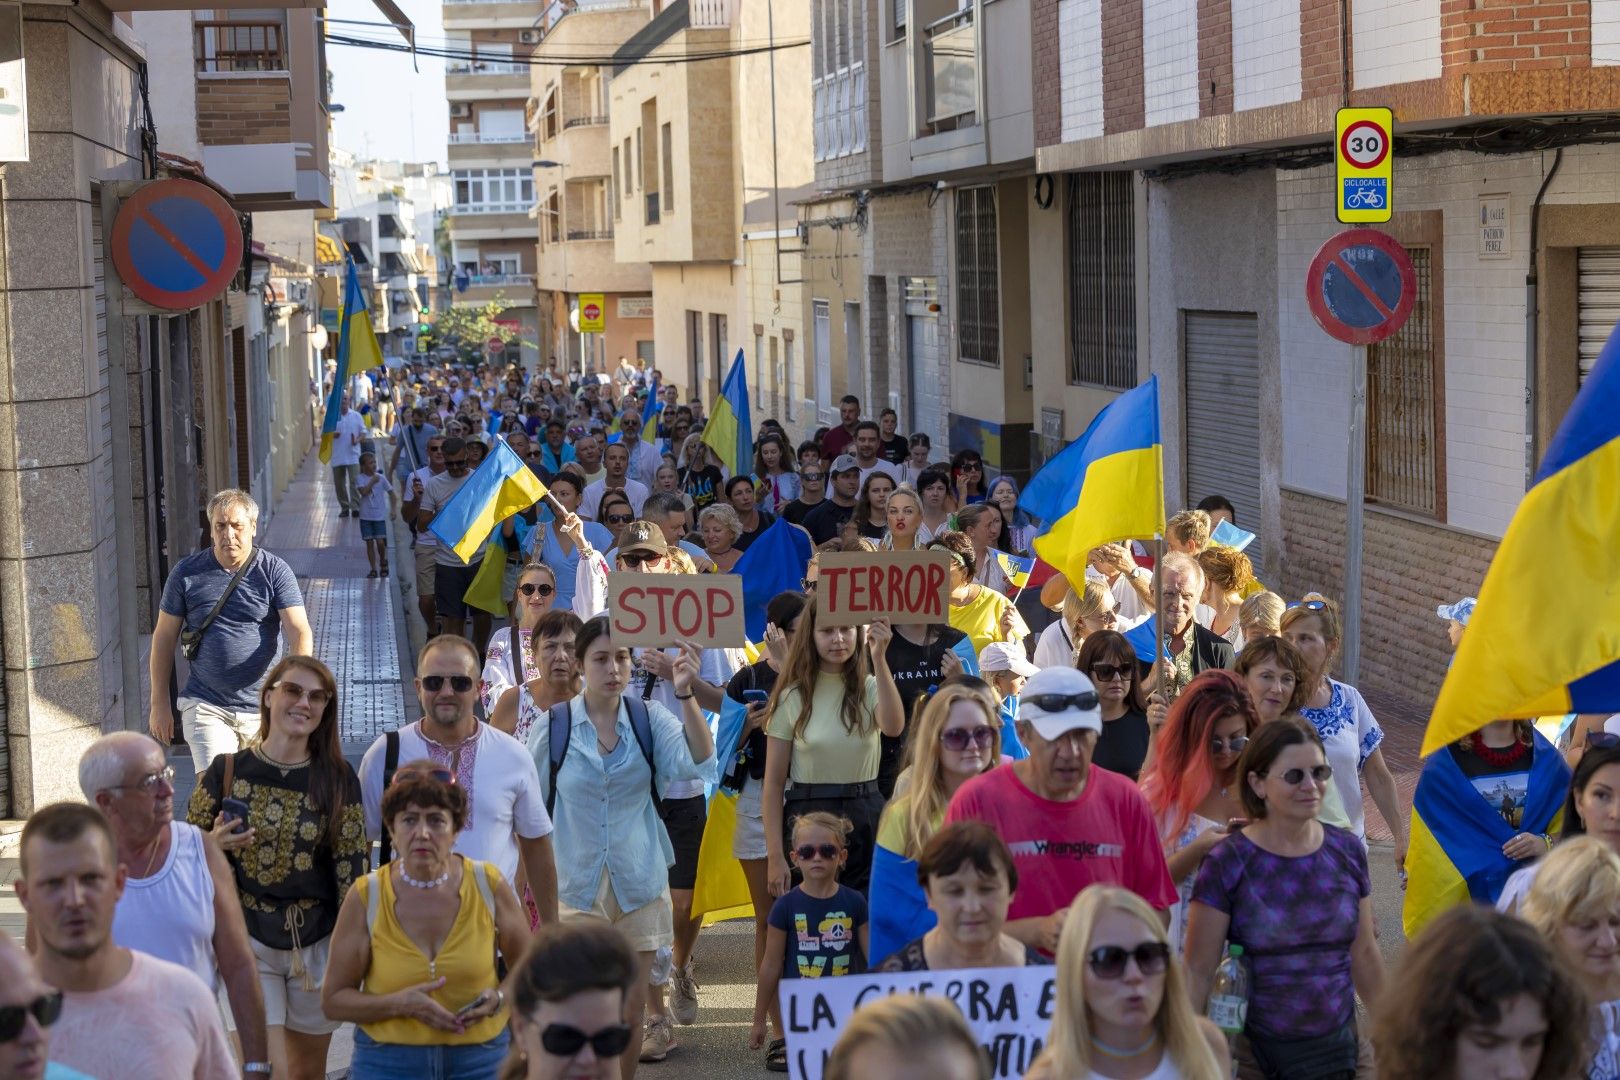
[779,966,1056,1079]
[816,550,953,627]
[608,573,746,648]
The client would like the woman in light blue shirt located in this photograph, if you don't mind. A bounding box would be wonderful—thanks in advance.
[509,471,611,611]
[527,615,716,1069]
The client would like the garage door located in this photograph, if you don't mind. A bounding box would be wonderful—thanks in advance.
[1578,247,1620,386]
[1183,310,1262,559]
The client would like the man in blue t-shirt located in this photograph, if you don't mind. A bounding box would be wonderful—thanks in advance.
[149,489,312,774]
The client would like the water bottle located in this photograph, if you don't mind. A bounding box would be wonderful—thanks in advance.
[1207,944,1249,1077]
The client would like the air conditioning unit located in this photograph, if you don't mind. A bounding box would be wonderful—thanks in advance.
[519,29,540,43]
[450,103,470,118]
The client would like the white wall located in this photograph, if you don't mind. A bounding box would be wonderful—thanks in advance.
[1059,0,1102,142]
[1595,0,1620,65]
[1351,0,1441,89]
[1232,0,1301,112]
[133,12,202,160]
[1142,0,1198,126]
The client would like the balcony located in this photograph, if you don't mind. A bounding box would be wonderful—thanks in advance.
[447,59,527,75]
[463,273,534,286]
[448,130,531,144]
[690,0,732,29]
[563,114,608,129]
[924,8,976,130]
[195,19,285,71]
[452,201,533,214]
[567,228,614,241]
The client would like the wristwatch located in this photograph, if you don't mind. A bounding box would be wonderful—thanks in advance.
[244,1064,272,1075]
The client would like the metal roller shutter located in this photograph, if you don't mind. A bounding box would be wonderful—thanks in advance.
[1183,311,1263,560]
[1578,247,1620,386]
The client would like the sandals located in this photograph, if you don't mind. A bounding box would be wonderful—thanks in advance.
[765,1038,788,1073]
[366,570,379,578]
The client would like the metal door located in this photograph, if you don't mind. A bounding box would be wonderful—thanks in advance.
[1578,247,1620,386]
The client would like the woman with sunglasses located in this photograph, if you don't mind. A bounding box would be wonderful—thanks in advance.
[1400,718,1569,937]
[914,465,954,542]
[762,593,905,897]
[1075,631,1152,782]
[868,683,1003,964]
[596,492,637,551]
[1185,718,1384,1079]
[931,532,1028,657]
[186,655,367,1080]
[1031,580,1120,670]
[1499,743,1620,916]
[1136,671,1258,953]
[498,922,640,1080]
[948,450,985,509]
[482,562,559,718]
[324,760,532,1080]
[1028,886,1226,1080]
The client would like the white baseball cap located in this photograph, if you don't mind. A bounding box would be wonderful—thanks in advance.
[979,642,1039,678]
[1017,667,1102,741]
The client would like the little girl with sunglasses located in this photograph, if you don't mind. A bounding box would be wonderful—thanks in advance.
[750,813,869,1062]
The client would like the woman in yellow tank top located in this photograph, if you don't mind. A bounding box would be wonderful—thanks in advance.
[323,761,532,1079]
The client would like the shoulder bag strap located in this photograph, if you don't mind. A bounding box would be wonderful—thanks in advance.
[221,751,237,803]
[378,730,400,866]
[194,549,259,636]
[624,695,662,816]
[470,860,496,919]
[545,703,572,818]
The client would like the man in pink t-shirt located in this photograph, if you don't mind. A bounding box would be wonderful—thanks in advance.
[15,803,238,1080]
[945,666,1177,954]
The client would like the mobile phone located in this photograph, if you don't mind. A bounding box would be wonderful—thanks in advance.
[455,992,489,1017]
[221,798,251,831]
[742,690,769,704]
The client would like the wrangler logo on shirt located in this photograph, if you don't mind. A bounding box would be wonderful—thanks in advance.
[1007,839,1125,860]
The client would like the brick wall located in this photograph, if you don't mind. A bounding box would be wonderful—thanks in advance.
[1103,0,1146,133]
[1280,488,1498,708]
[1198,0,1234,115]
[1300,0,1345,97]
[1034,0,1062,144]
[1442,0,1592,73]
[196,78,292,145]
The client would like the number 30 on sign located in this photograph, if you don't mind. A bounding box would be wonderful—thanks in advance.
[1335,107,1393,225]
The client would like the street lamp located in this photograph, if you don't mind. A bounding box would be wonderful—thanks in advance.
[533,158,576,375]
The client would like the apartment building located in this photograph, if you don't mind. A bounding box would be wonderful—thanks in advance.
[335,160,434,356]
[444,0,544,365]
[530,0,654,372]
[606,0,812,413]
[1033,0,1620,709]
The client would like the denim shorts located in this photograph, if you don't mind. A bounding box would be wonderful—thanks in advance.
[350,1028,510,1080]
[360,518,387,541]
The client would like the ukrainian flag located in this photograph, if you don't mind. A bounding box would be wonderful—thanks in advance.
[1420,321,1620,754]
[732,517,812,641]
[1018,377,1165,593]
[994,550,1035,591]
[426,439,548,564]
[641,376,661,444]
[701,349,752,476]
[318,258,385,464]
[1403,728,1568,937]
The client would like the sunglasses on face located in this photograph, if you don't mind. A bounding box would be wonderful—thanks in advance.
[540,1022,633,1058]
[940,725,997,752]
[0,991,63,1043]
[620,551,661,568]
[801,472,824,482]
[421,674,475,693]
[794,843,842,861]
[275,681,331,709]
[1090,663,1133,682]
[959,462,982,472]
[1209,735,1250,754]
[445,458,469,469]
[1024,691,1100,714]
[1087,942,1170,980]
[518,582,555,598]
[1265,763,1333,786]
[1288,599,1327,611]
[391,765,455,786]
[605,513,635,525]
[111,766,175,794]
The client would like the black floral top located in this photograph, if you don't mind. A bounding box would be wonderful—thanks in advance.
[187,749,369,950]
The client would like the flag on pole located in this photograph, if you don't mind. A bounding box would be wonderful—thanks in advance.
[701,349,753,477]
[641,376,661,444]
[318,258,386,463]
[1419,321,1620,754]
[427,439,548,564]
[993,550,1035,591]
[1018,376,1166,592]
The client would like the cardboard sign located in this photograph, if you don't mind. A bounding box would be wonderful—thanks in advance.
[816,550,952,627]
[780,966,1056,1080]
[608,572,746,648]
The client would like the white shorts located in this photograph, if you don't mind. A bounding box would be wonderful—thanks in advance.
[559,869,673,954]
[177,697,259,777]
[732,775,768,861]
[253,935,341,1035]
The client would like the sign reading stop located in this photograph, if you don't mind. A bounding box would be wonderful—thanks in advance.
[486,335,504,354]
[579,292,606,333]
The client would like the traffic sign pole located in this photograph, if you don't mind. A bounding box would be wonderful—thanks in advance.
[1343,344,1368,684]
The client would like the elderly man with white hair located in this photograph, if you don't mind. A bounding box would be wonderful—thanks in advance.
[77,731,268,1072]
[1144,551,1238,728]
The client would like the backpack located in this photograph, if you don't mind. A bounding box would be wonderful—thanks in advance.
[544,696,660,819]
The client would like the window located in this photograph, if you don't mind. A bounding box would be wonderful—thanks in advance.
[660,123,674,213]
[955,186,1000,366]
[894,0,906,37]
[623,138,634,194]
[1067,172,1136,389]
[450,169,534,212]
[610,147,622,222]
[1367,246,1440,516]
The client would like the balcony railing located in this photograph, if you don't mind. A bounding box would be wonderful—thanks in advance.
[195,20,286,72]
[446,59,528,76]
[451,202,532,214]
[644,193,661,225]
[563,115,609,129]
[924,8,976,127]
[536,0,646,33]
[461,273,534,286]
[567,228,615,240]
[691,0,733,28]
[448,131,532,144]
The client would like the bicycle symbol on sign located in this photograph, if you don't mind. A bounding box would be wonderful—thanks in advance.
[1346,187,1385,210]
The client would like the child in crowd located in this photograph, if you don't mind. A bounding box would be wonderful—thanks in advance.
[979,641,1035,761]
[751,813,869,1071]
[355,451,392,578]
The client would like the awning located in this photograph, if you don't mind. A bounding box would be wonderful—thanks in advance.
[368,0,414,46]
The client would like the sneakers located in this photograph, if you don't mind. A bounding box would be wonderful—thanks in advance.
[639,1013,677,1062]
[670,962,700,1026]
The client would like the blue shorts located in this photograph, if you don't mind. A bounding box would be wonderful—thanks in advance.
[360,518,388,541]
[350,1029,509,1080]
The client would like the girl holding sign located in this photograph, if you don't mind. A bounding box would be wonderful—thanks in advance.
[762,595,906,897]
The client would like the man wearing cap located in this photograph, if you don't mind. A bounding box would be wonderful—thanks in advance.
[980,641,1038,761]
[802,455,862,549]
[945,667,1177,953]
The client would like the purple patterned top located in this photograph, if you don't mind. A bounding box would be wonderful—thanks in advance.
[1191,825,1369,1039]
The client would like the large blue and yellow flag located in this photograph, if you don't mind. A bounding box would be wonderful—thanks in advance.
[641,375,661,444]
[318,257,385,464]
[701,349,752,476]
[1421,323,1620,754]
[1403,729,1568,937]
[1018,376,1165,592]
[426,439,548,564]
[691,690,758,924]
[732,515,811,641]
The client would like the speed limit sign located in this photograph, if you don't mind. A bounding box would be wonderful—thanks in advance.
[1335,107,1393,224]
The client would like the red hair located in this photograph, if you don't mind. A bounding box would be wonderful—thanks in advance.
[1139,669,1261,838]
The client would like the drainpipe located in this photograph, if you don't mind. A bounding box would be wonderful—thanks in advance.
[1525,148,1562,485]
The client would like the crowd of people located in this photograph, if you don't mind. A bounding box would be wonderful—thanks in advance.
[2,354,1616,1080]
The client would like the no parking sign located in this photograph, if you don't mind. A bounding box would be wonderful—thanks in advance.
[109,179,243,310]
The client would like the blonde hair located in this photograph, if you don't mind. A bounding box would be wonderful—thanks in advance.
[885,682,1001,859]
[697,503,743,545]
[1167,509,1213,551]
[825,996,988,1080]
[790,810,852,847]
[1238,591,1285,637]
[1523,835,1620,938]
[1073,579,1114,624]
[664,547,698,574]
[1278,591,1343,649]
[1197,546,1254,598]
[1036,887,1224,1080]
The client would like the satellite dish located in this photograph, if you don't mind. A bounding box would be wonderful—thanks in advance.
[311,325,329,350]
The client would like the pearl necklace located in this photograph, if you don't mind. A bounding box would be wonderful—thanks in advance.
[398,865,451,889]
